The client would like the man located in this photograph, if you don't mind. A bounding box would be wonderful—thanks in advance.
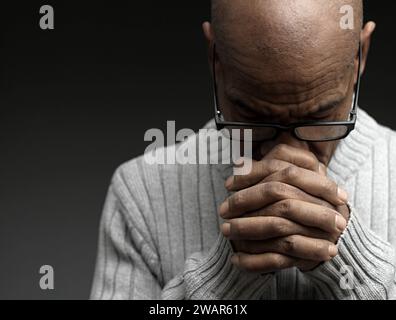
[90,0,396,299]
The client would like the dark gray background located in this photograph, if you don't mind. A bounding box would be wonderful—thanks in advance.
[0,1,395,299]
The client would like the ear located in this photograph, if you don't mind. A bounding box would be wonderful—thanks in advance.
[202,21,215,70]
[358,21,376,76]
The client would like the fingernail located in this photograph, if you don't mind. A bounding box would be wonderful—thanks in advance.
[335,214,347,232]
[369,22,376,32]
[231,254,239,266]
[219,201,229,217]
[221,223,231,237]
[225,176,234,189]
[234,158,244,167]
[337,187,348,203]
[329,244,338,258]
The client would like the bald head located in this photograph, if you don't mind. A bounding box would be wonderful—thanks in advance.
[205,0,371,164]
[211,0,363,73]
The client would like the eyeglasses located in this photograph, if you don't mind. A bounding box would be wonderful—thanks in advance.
[212,43,362,142]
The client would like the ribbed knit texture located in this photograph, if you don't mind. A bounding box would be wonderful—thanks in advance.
[90,108,396,300]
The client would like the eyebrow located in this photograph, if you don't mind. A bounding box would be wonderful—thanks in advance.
[228,94,272,117]
[227,87,346,118]
[234,98,271,116]
[307,98,345,116]
[232,96,343,118]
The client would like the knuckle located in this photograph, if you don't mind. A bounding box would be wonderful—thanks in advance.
[276,183,288,198]
[321,179,337,194]
[302,151,319,170]
[260,183,271,199]
[266,159,279,171]
[275,199,293,217]
[279,236,296,254]
[283,165,299,180]
[272,254,288,270]
[307,152,319,168]
[273,144,288,156]
[272,219,290,236]
[321,209,332,222]
[265,181,287,199]
[230,192,244,209]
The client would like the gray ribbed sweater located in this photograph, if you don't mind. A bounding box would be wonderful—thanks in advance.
[90,108,396,300]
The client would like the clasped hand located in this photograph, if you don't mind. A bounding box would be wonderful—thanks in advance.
[219,144,350,273]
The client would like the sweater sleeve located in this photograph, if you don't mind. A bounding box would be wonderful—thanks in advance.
[161,233,274,300]
[90,170,274,300]
[305,206,396,300]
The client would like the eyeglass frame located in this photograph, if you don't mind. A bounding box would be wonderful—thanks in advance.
[212,42,362,142]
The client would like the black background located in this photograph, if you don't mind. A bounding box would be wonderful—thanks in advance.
[0,1,395,299]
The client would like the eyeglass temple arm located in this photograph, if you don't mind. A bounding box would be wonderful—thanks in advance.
[352,42,363,116]
[212,44,224,123]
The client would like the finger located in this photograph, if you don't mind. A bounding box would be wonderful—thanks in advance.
[261,166,348,206]
[263,144,321,173]
[226,144,322,191]
[230,252,307,274]
[225,158,292,191]
[337,204,351,221]
[219,181,336,219]
[221,216,331,241]
[234,235,338,261]
[296,260,321,272]
[244,199,347,235]
[319,163,328,176]
[226,160,328,192]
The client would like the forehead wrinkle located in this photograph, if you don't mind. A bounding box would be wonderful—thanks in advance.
[291,91,350,119]
[225,72,351,120]
[226,87,349,120]
[225,65,349,106]
[221,46,351,93]
[225,65,323,97]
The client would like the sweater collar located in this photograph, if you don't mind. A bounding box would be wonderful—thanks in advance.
[326,107,379,184]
